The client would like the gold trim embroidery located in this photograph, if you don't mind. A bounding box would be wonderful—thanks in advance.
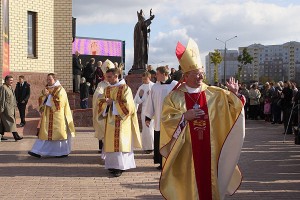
[114,115,121,152]
[117,85,129,116]
[48,109,54,140]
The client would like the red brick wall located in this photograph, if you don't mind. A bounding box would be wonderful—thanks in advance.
[10,72,93,127]
[10,72,48,117]
[72,108,93,127]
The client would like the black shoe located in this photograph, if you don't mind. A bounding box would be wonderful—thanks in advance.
[55,155,68,158]
[28,151,41,158]
[19,123,25,127]
[156,165,162,170]
[113,170,123,177]
[108,169,115,173]
[1,136,8,141]
[271,122,276,124]
[12,132,23,141]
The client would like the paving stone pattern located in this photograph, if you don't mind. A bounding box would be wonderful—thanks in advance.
[0,120,299,199]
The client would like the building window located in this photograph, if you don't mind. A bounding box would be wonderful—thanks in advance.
[28,11,37,58]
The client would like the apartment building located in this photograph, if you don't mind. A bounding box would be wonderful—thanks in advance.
[205,41,300,85]
[239,41,300,83]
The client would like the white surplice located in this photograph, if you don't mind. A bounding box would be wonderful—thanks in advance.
[144,80,178,131]
[134,82,155,150]
[31,133,72,156]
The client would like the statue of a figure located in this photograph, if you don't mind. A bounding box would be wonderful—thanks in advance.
[132,9,155,70]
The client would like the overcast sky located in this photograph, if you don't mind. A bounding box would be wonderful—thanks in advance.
[73,0,300,72]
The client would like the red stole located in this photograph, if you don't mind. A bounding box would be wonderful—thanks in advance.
[184,91,212,200]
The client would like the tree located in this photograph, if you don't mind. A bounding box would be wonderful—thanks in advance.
[210,49,223,83]
[237,48,253,82]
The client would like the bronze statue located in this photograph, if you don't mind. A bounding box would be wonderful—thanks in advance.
[132,9,155,70]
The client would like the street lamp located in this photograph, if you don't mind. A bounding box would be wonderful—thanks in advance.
[216,36,238,84]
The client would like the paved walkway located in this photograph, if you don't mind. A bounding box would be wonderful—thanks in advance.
[0,119,299,199]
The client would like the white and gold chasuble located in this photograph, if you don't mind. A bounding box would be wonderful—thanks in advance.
[160,83,245,200]
[38,82,75,141]
[98,80,141,153]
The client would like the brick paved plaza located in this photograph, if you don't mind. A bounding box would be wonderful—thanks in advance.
[0,119,299,200]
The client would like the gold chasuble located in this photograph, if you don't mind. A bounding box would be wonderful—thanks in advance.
[98,82,142,152]
[160,83,245,200]
[38,85,75,140]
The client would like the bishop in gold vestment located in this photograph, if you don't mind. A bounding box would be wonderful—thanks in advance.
[159,39,245,200]
[29,74,75,158]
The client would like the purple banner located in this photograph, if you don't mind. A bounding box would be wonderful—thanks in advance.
[72,38,122,57]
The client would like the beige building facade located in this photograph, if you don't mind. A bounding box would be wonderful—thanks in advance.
[239,41,300,83]
[0,0,73,116]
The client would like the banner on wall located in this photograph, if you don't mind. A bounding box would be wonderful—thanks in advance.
[2,0,10,77]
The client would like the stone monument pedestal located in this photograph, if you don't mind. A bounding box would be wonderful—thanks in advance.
[125,70,146,129]
[126,69,146,96]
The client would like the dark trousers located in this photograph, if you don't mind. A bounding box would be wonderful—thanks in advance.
[17,102,27,124]
[272,103,282,123]
[99,140,103,150]
[80,100,88,109]
[154,131,162,166]
[73,74,81,93]
[249,105,259,119]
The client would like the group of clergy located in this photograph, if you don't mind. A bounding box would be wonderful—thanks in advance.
[90,39,245,200]
[26,38,245,200]
[91,58,178,177]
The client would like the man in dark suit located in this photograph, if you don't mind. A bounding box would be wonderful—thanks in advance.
[73,51,82,93]
[15,75,30,127]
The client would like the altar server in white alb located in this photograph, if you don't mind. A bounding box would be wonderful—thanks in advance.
[144,66,178,170]
[134,71,155,154]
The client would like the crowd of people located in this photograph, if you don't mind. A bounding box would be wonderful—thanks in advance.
[72,51,124,109]
[213,80,300,135]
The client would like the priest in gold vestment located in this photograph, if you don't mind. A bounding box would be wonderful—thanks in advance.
[97,66,141,177]
[159,39,245,200]
[28,73,75,158]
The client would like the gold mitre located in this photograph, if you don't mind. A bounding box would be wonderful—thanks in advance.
[175,38,202,73]
[101,59,115,73]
